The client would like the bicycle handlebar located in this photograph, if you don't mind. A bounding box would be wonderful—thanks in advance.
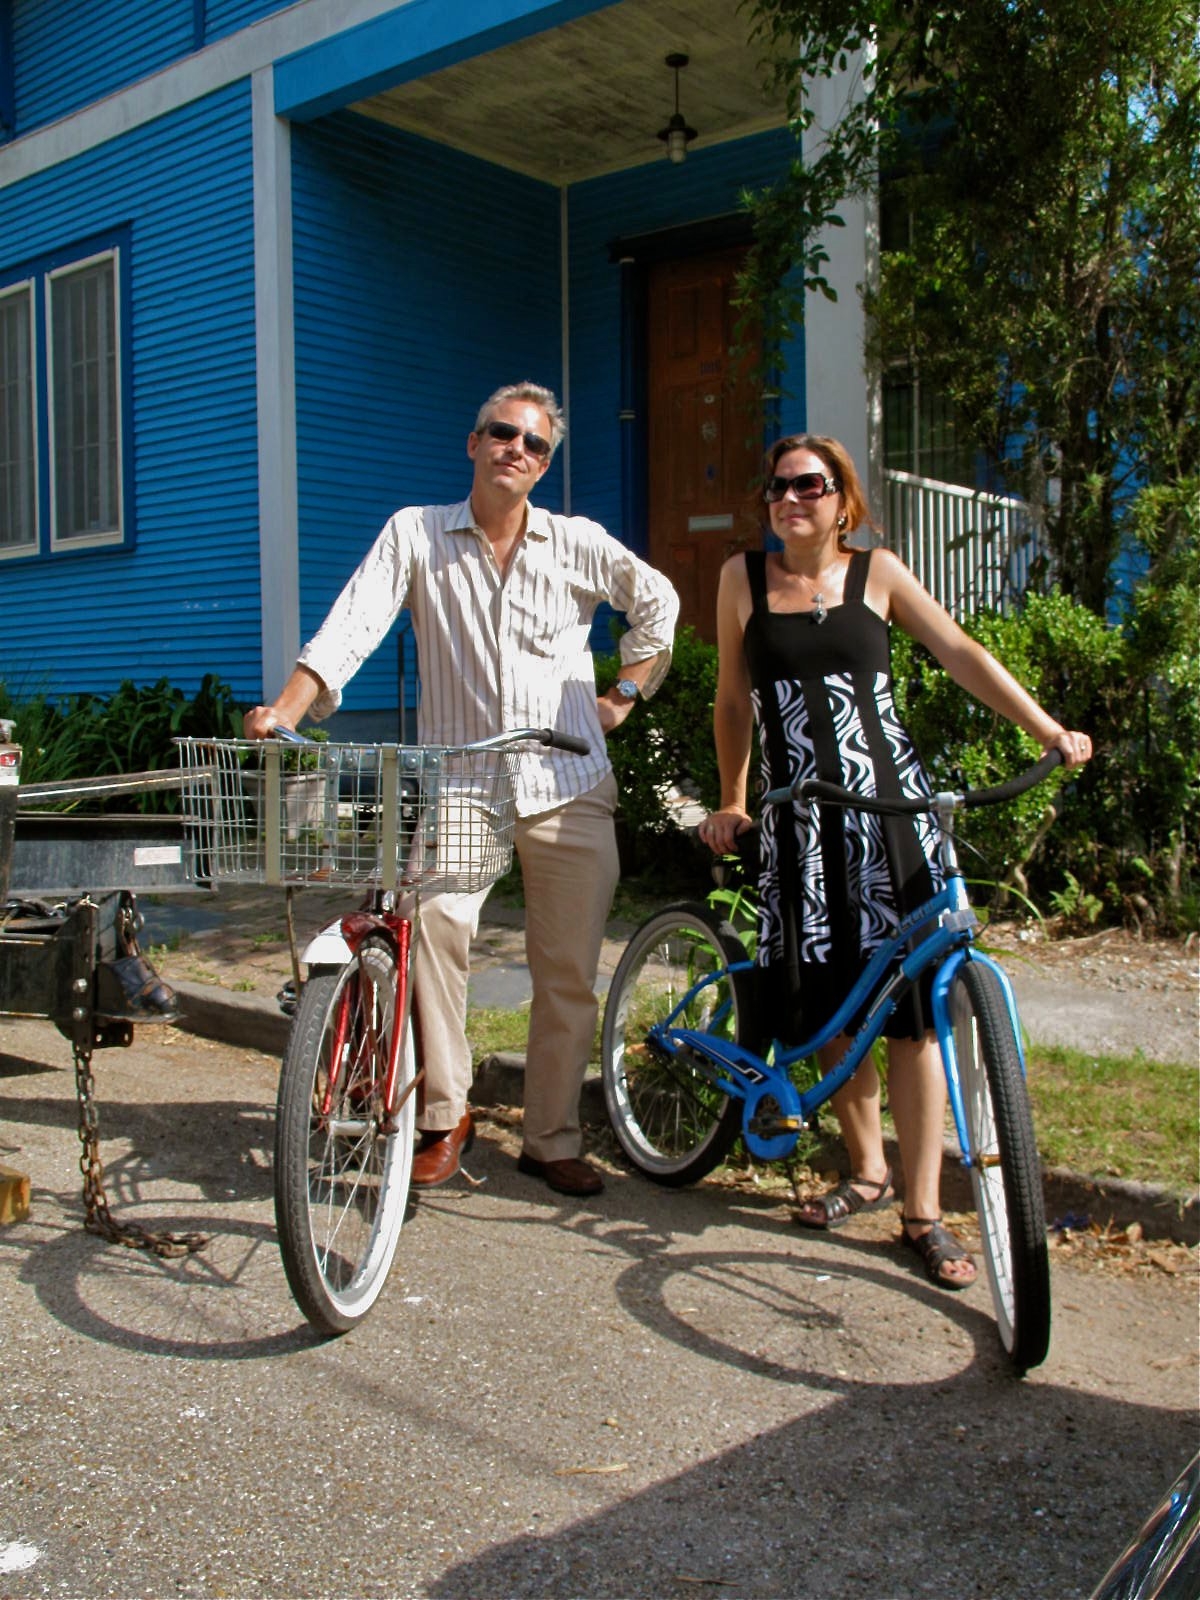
[762,748,1064,816]
[266,725,591,757]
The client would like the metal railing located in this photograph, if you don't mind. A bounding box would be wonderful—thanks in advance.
[883,469,1045,617]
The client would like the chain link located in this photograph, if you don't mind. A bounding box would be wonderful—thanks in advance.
[72,1035,209,1260]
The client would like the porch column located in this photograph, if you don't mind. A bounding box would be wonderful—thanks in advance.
[252,66,300,698]
[800,55,881,510]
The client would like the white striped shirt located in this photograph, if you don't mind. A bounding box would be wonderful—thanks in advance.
[299,498,679,815]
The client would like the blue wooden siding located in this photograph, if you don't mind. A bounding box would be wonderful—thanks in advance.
[11,0,194,136]
[290,111,563,719]
[0,80,263,703]
[203,0,297,44]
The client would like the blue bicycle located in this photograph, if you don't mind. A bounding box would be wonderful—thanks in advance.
[600,752,1062,1374]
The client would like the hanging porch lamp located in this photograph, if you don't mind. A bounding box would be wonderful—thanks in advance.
[657,52,697,165]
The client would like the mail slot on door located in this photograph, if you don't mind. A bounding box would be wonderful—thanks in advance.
[687,514,734,532]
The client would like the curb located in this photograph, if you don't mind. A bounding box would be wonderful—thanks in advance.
[168,984,1199,1247]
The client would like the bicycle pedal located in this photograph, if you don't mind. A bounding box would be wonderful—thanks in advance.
[748,1115,805,1138]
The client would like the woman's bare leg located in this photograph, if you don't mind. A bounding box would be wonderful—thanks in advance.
[888,1034,975,1283]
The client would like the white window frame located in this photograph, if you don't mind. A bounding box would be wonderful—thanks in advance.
[47,247,124,552]
[0,277,38,560]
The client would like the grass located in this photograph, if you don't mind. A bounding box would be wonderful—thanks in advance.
[1025,1044,1198,1195]
[465,1012,1198,1197]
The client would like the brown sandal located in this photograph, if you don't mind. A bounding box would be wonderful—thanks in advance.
[901,1215,977,1291]
[795,1168,894,1230]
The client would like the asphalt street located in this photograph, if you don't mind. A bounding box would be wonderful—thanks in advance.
[0,1012,1196,1600]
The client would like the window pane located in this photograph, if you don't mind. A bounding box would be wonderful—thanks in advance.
[51,256,120,542]
[0,286,36,552]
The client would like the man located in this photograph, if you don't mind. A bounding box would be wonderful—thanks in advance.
[245,382,679,1197]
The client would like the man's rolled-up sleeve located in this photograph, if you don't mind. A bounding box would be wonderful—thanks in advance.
[298,514,415,717]
[606,543,680,700]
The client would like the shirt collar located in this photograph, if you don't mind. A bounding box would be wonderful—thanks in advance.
[450,498,552,540]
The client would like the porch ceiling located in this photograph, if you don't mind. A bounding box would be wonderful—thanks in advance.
[350,0,790,186]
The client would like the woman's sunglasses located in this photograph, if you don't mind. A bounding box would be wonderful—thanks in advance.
[764,472,840,502]
[483,419,552,460]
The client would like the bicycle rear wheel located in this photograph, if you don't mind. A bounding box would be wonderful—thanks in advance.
[949,960,1050,1374]
[274,939,415,1335]
[602,903,751,1186]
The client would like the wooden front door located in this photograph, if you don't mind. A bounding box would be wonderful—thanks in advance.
[646,248,763,643]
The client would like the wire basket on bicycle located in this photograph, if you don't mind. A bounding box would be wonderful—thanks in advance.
[176,737,518,893]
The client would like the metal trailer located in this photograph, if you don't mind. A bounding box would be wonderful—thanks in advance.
[1,726,208,1255]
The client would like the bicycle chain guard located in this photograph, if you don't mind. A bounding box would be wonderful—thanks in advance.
[742,1077,806,1162]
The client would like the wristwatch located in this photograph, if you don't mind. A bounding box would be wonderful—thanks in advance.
[614,679,640,701]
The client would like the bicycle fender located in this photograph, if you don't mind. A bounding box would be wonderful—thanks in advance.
[933,948,1029,1165]
[300,911,397,968]
[965,951,1027,1072]
[300,928,354,968]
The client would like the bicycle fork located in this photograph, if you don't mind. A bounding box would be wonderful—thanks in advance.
[305,907,422,1134]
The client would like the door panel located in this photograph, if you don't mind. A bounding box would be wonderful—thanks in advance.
[647,249,762,642]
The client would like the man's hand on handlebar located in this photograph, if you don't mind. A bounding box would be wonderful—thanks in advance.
[243,705,290,741]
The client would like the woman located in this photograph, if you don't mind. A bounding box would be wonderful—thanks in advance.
[699,434,1092,1289]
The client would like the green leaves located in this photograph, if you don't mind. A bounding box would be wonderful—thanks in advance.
[0,674,247,810]
[739,0,1200,615]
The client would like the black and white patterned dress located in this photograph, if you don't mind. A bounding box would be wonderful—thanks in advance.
[743,547,944,1043]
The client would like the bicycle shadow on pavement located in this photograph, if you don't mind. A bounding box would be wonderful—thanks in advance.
[411,1130,1028,1380]
[415,1133,1195,1595]
[4,1212,321,1360]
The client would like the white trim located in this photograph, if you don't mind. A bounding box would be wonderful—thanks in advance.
[800,54,872,484]
[559,185,571,515]
[0,0,407,190]
[0,277,38,558]
[46,247,124,552]
[252,66,300,699]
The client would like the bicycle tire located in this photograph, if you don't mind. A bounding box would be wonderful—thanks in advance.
[949,960,1051,1374]
[274,939,415,1335]
[602,902,752,1186]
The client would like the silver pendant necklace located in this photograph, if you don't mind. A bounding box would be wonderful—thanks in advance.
[811,592,827,625]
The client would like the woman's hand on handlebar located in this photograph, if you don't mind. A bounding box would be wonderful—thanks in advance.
[698,805,753,855]
[1044,727,1093,769]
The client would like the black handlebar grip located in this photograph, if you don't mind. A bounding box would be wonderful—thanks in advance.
[540,729,591,756]
[963,748,1063,808]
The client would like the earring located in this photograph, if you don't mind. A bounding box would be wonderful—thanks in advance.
[837,514,848,531]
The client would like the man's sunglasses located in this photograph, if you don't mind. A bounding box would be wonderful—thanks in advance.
[764,472,841,502]
[483,419,552,460]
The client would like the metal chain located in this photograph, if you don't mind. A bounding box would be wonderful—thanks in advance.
[72,1035,209,1259]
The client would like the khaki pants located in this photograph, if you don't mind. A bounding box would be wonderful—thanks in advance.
[412,773,619,1160]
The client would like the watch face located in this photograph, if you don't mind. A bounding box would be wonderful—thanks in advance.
[617,679,638,700]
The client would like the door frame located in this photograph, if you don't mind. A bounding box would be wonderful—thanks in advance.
[607,213,784,563]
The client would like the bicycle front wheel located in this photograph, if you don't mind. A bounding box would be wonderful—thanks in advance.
[602,902,752,1186]
[949,960,1050,1374]
[274,939,415,1335]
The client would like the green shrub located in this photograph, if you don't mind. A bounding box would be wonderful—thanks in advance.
[0,674,245,810]
[595,625,721,878]
[895,586,1198,931]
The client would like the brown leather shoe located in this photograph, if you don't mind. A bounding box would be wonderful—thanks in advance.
[516,1152,604,1196]
[411,1113,474,1188]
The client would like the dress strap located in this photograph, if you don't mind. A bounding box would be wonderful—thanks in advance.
[745,548,770,615]
[843,546,873,605]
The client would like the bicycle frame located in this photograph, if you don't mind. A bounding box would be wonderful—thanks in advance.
[650,864,1026,1167]
[309,902,418,1134]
